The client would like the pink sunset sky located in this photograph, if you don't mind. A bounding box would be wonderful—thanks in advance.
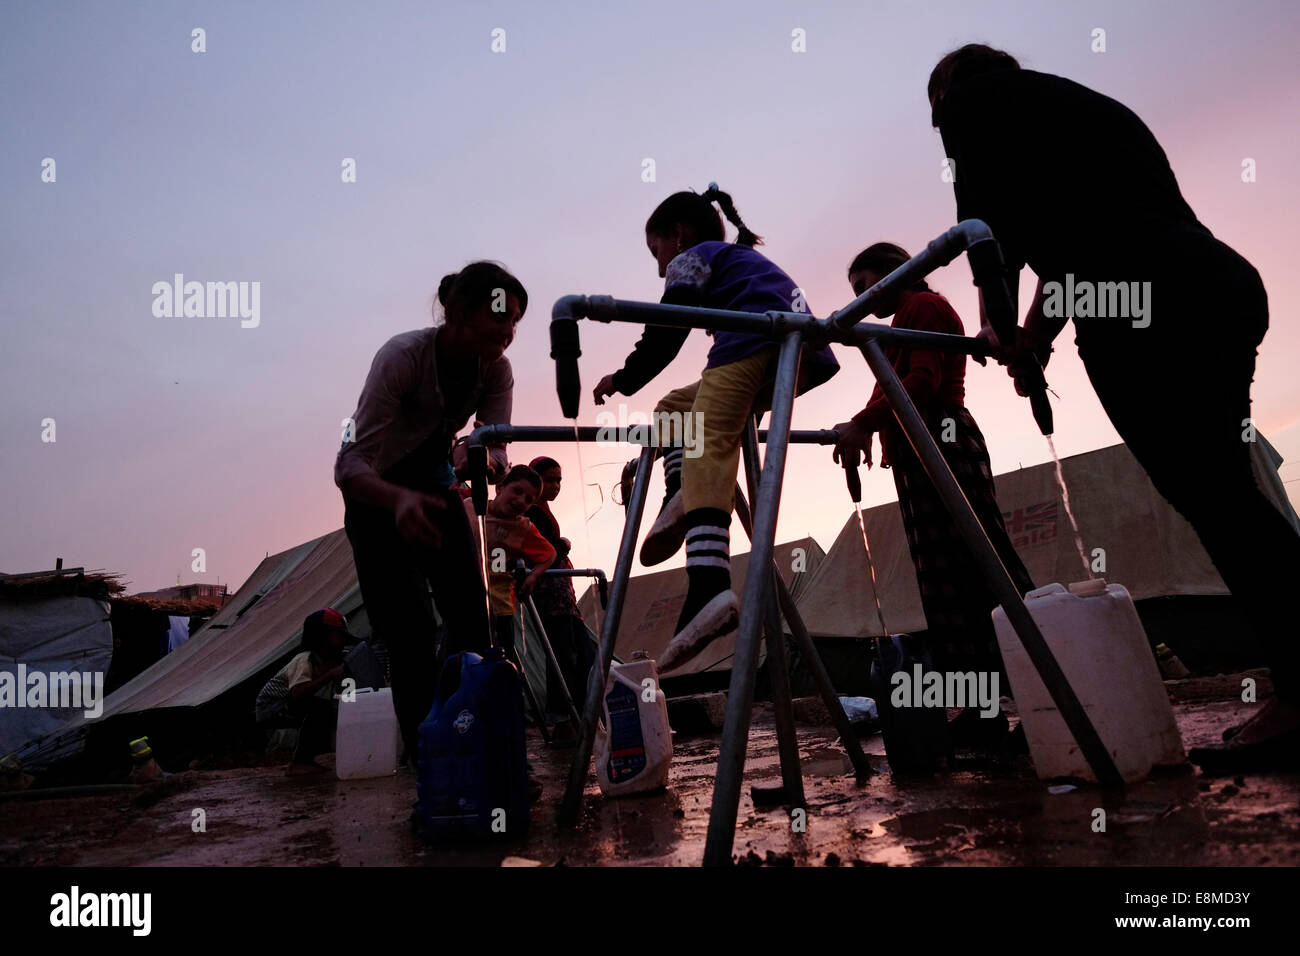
[3,0,1298,596]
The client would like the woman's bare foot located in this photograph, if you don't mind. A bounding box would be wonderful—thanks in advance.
[1228,697,1300,745]
[1189,697,1300,773]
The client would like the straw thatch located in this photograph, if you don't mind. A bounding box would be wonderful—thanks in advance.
[0,569,126,603]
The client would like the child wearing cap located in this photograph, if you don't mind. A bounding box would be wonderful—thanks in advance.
[255,608,351,775]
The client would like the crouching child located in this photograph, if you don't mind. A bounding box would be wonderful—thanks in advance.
[255,608,352,775]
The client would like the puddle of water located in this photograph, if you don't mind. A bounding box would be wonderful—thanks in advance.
[802,748,853,777]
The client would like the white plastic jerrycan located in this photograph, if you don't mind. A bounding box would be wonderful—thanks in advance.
[993,580,1185,783]
[335,686,400,780]
[594,651,673,796]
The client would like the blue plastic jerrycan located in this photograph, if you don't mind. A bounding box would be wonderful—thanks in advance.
[415,649,529,841]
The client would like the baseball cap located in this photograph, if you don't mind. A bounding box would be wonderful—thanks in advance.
[303,607,353,639]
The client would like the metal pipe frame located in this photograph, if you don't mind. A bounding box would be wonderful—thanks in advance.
[829,219,1000,331]
[557,444,656,828]
[703,332,804,866]
[506,638,552,747]
[546,217,1121,860]
[739,417,805,808]
[463,423,853,826]
[552,295,995,357]
[543,568,606,578]
[542,568,608,609]
[522,596,583,729]
[551,217,1048,434]
[466,423,843,447]
[731,486,872,780]
[860,338,1122,787]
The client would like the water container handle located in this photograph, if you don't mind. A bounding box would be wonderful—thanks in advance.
[433,652,475,712]
[597,664,657,735]
[608,665,663,702]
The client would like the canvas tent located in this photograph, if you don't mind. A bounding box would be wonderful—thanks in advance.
[794,437,1300,639]
[576,537,825,678]
[16,528,590,771]
[11,532,363,769]
[0,580,113,759]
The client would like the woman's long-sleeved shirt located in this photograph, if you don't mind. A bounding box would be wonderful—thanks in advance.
[937,67,1214,284]
[335,325,511,492]
[611,241,839,395]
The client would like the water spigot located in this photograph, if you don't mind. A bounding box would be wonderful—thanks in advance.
[843,457,862,504]
[965,237,1054,436]
[468,443,489,516]
[550,317,583,419]
[1029,387,1054,437]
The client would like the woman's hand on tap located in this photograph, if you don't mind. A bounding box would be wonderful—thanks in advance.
[831,420,873,470]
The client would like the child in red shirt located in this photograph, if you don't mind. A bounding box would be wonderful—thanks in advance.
[831,242,1034,750]
[466,465,557,648]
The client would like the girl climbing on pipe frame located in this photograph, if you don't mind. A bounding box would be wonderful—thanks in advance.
[592,185,840,672]
[830,242,1036,753]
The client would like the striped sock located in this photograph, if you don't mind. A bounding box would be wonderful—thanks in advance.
[677,508,731,630]
[662,447,684,499]
[684,510,730,571]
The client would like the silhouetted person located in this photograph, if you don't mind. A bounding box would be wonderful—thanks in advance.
[526,456,595,738]
[335,262,526,761]
[832,242,1035,752]
[591,185,839,672]
[255,608,350,775]
[929,44,1299,771]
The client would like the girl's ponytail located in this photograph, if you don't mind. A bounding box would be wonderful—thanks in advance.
[702,182,763,247]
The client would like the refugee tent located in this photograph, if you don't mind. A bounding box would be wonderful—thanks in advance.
[576,537,825,679]
[15,528,591,772]
[794,437,1300,639]
[0,569,116,758]
[10,532,363,770]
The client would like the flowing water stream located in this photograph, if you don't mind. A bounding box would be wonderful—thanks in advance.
[1046,435,1094,581]
[854,505,891,637]
[569,420,604,638]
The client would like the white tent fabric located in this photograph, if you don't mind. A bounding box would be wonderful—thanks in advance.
[794,437,1300,639]
[0,596,112,756]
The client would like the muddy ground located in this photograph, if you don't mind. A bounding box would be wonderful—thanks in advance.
[2,671,1296,867]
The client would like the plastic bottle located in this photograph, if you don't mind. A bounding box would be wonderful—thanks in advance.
[1155,643,1191,680]
[992,580,1185,782]
[128,736,164,783]
[595,651,672,796]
